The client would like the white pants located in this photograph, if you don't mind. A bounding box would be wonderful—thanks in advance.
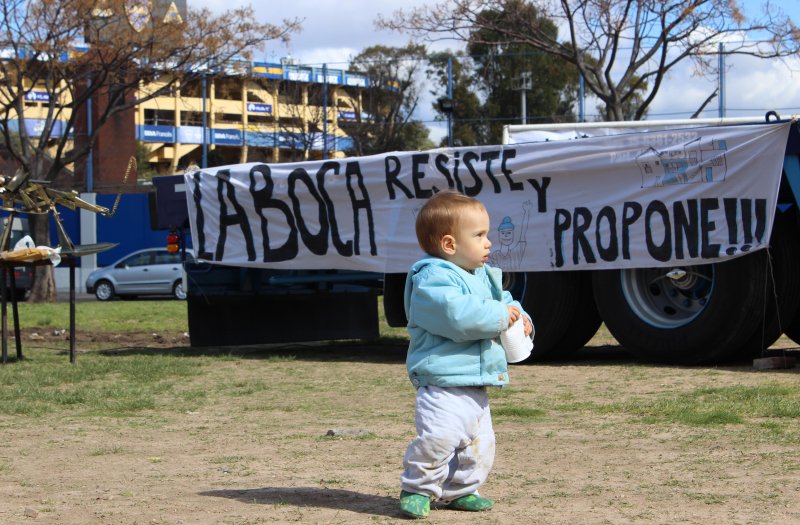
[400,386,496,501]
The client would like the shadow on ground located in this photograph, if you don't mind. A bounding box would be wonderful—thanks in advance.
[96,338,411,364]
[198,486,399,518]
[92,337,799,371]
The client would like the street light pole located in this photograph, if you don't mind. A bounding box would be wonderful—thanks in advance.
[513,72,532,125]
[202,73,208,168]
[718,43,726,118]
[322,63,328,160]
[447,56,453,148]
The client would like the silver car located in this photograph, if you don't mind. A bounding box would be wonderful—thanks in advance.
[85,248,193,301]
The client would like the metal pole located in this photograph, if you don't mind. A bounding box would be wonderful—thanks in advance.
[1,266,6,364]
[202,74,208,168]
[718,43,725,118]
[521,89,527,125]
[579,73,585,123]
[87,78,93,192]
[322,64,328,160]
[447,56,453,148]
[69,258,75,364]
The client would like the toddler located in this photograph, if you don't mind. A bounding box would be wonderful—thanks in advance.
[399,191,533,519]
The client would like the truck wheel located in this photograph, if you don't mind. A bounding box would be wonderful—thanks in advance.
[783,306,800,346]
[779,211,800,346]
[551,271,602,358]
[735,212,800,358]
[592,254,767,365]
[520,271,582,360]
[502,271,528,302]
[383,273,407,327]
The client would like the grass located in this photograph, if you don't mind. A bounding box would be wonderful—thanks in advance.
[16,299,189,333]
[2,298,800,438]
[1,300,799,523]
[620,384,800,426]
[0,350,207,417]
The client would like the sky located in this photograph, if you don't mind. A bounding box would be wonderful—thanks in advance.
[193,0,800,141]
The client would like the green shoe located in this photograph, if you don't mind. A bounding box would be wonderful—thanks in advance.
[447,494,494,512]
[399,490,430,519]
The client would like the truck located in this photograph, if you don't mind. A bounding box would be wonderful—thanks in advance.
[150,113,800,365]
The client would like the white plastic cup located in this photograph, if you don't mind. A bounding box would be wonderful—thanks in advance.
[500,317,533,363]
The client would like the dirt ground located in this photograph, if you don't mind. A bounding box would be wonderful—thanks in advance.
[0,331,799,525]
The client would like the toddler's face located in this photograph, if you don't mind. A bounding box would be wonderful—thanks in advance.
[448,207,492,271]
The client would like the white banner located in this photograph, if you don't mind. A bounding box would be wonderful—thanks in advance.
[184,121,792,273]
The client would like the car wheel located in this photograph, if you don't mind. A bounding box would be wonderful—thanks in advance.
[94,280,115,301]
[173,280,187,300]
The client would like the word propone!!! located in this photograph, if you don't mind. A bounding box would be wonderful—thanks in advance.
[553,197,767,267]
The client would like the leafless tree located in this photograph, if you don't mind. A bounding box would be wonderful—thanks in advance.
[377,0,799,121]
[276,80,328,161]
[0,0,299,301]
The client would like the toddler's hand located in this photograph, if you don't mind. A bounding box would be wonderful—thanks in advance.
[507,305,521,328]
[522,316,533,337]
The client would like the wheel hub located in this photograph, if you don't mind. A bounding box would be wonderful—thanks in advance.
[621,265,715,328]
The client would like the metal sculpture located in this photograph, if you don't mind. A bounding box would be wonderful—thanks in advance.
[0,157,136,257]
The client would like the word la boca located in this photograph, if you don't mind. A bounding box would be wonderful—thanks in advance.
[189,163,377,262]
[552,197,768,268]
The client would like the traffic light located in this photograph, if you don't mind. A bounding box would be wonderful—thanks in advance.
[167,229,181,253]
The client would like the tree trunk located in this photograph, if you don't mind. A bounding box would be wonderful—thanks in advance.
[28,213,57,303]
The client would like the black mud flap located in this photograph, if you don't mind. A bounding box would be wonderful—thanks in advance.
[185,263,380,347]
[187,292,379,347]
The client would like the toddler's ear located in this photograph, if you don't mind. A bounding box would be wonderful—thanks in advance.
[440,234,456,256]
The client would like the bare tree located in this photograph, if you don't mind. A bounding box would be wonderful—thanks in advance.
[276,80,328,161]
[377,0,799,121]
[342,44,430,155]
[0,0,299,301]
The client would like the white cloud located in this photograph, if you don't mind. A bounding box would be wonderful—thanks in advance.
[192,1,800,131]
[647,53,800,120]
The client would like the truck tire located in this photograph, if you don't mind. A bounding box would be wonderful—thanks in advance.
[592,253,768,365]
[735,212,800,358]
[783,306,800,346]
[779,210,800,346]
[520,271,582,360]
[502,271,529,303]
[383,273,408,327]
[552,271,602,358]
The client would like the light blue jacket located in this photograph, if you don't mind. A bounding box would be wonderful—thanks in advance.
[403,258,528,388]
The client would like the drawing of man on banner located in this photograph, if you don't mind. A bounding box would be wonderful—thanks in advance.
[490,200,532,271]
